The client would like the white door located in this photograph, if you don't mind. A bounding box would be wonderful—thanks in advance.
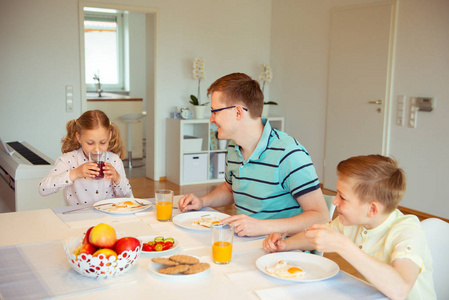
[323,2,395,190]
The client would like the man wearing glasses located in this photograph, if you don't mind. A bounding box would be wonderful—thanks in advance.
[179,73,329,237]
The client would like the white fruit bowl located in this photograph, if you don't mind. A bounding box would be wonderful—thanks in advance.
[63,234,142,279]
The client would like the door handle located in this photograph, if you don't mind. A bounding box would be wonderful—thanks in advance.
[368,99,382,105]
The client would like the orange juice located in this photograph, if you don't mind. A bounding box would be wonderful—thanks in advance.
[156,201,173,221]
[212,241,232,263]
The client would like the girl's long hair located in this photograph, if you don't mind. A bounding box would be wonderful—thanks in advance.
[61,110,126,159]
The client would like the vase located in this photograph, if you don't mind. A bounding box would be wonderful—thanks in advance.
[218,139,228,150]
[262,104,270,117]
[194,106,206,119]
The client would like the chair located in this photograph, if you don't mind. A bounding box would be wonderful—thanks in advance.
[119,112,146,168]
[421,218,449,299]
[312,194,336,256]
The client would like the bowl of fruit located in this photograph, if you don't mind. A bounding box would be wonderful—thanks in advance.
[141,236,178,255]
[64,223,142,278]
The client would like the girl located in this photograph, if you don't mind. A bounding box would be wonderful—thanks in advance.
[39,110,133,206]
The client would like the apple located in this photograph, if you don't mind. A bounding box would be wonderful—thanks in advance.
[89,223,117,248]
[93,248,118,262]
[114,237,141,256]
[83,226,94,244]
[74,243,97,256]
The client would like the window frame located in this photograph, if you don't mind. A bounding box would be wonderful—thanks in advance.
[84,11,125,92]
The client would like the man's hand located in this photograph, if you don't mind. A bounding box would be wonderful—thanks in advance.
[178,194,204,212]
[222,214,266,237]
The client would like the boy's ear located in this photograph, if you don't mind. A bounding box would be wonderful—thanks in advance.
[368,201,380,217]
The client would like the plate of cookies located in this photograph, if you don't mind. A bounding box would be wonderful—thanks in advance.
[149,254,211,281]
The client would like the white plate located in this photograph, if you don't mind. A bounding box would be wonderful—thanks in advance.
[93,198,152,215]
[148,256,211,281]
[140,235,179,256]
[172,211,230,232]
[256,252,339,282]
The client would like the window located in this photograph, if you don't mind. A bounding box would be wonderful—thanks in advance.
[84,10,125,91]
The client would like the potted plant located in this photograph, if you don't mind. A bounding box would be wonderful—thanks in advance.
[190,58,208,119]
[259,64,277,117]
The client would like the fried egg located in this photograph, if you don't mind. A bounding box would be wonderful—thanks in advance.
[193,215,221,228]
[266,260,305,279]
[103,201,141,212]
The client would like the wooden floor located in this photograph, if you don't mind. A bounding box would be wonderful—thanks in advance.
[129,177,363,280]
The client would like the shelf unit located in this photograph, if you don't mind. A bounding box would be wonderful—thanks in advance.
[166,117,284,186]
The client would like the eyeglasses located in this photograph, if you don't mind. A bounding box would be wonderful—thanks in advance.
[210,106,248,115]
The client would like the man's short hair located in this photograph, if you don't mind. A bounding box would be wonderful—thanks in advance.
[337,155,406,213]
[207,73,264,118]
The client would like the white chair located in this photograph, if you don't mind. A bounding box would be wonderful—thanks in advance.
[421,218,449,299]
[119,112,145,168]
[312,194,336,256]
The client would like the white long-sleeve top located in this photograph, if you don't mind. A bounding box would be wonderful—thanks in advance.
[39,148,133,206]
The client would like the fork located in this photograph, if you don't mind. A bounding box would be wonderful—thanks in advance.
[134,199,151,206]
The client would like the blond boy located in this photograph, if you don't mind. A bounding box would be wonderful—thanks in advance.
[263,155,435,300]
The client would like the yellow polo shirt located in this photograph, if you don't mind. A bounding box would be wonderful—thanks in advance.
[330,209,436,300]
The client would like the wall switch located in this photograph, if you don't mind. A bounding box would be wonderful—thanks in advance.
[396,95,406,126]
[408,97,417,128]
[66,85,73,113]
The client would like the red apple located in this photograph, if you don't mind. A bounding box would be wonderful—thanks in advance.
[89,223,117,248]
[74,243,97,256]
[93,248,118,261]
[83,226,94,244]
[114,237,141,256]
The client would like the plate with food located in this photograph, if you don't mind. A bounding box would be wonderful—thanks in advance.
[140,235,179,256]
[172,211,230,232]
[149,254,211,281]
[256,252,339,282]
[93,198,152,215]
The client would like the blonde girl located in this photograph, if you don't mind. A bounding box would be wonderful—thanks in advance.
[39,110,132,206]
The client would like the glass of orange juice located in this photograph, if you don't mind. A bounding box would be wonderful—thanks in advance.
[155,189,174,222]
[211,223,234,264]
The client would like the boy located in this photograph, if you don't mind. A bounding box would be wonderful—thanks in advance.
[263,155,435,299]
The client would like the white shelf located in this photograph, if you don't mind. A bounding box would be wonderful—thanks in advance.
[166,117,284,186]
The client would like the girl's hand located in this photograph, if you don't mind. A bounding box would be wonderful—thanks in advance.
[263,233,287,253]
[70,162,100,181]
[103,162,121,185]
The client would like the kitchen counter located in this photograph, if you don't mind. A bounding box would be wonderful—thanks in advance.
[87,92,142,101]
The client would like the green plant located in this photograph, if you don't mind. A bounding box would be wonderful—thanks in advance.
[189,95,209,106]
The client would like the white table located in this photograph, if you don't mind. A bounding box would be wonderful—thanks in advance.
[0,199,388,300]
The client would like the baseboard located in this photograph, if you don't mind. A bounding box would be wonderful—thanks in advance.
[159,176,166,182]
[398,206,449,222]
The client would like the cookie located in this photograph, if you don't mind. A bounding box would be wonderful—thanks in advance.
[158,264,190,275]
[169,255,199,265]
[151,257,179,266]
[184,262,210,275]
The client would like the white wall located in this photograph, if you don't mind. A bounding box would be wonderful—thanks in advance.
[270,0,449,219]
[1,0,447,218]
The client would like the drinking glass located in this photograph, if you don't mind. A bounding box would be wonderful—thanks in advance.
[89,150,105,179]
[155,189,174,221]
[211,223,234,264]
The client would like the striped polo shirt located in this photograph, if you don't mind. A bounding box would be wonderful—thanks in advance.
[225,119,321,220]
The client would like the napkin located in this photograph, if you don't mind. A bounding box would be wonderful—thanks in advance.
[254,272,388,300]
[0,240,137,299]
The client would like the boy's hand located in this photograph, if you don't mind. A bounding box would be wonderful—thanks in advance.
[263,233,287,253]
[304,224,344,253]
[70,162,100,181]
[103,163,120,184]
